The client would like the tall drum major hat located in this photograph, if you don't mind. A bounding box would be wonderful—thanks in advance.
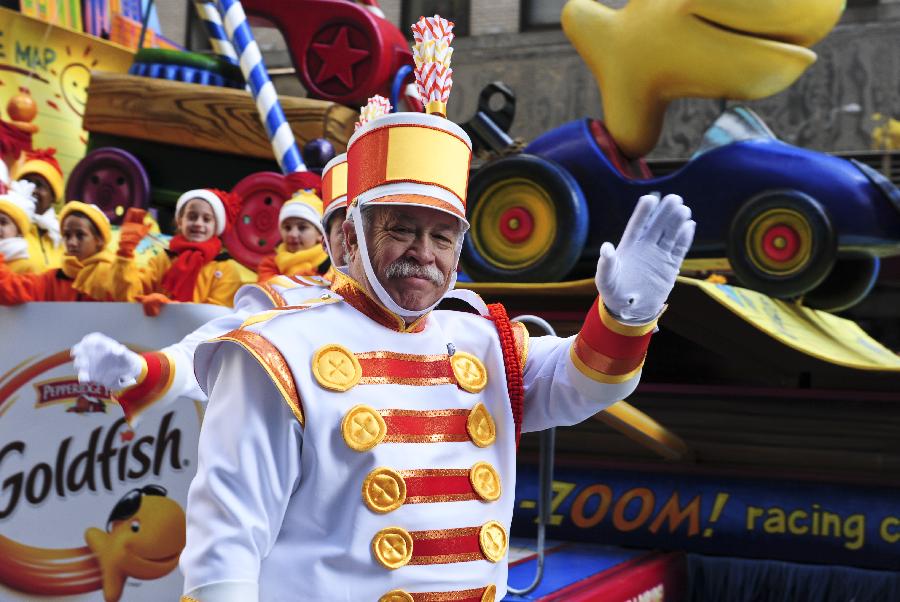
[345,15,472,319]
[321,153,348,226]
[321,152,348,265]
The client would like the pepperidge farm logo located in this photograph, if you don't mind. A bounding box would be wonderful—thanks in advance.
[626,584,664,602]
[33,377,114,412]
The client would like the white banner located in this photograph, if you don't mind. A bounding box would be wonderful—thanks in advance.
[0,302,228,601]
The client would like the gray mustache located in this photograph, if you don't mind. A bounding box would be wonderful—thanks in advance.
[384,257,445,286]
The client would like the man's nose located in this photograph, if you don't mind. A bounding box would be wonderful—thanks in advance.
[407,236,436,263]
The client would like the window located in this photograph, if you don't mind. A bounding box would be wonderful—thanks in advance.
[521,0,567,30]
[402,0,470,37]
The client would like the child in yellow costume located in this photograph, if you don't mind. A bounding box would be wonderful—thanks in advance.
[11,148,64,269]
[112,188,242,307]
[0,181,40,274]
[0,202,114,303]
[256,189,330,283]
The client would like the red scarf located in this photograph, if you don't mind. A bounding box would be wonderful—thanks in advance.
[161,235,222,302]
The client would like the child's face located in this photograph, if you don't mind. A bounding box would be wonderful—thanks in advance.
[280,217,322,253]
[23,174,54,214]
[0,212,20,239]
[62,215,103,260]
[176,199,217,242]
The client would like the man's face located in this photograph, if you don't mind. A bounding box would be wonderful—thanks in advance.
[176,198,216,242]
[62,215,103,261]
[280,217,322,253]
[23,174,54,214]
[0,212,19,239]
[325,211,346,265]
[345,204,461,312]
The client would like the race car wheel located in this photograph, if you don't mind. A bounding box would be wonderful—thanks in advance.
[222,172,294,270]
[804,255,881,313]
[461,155,588,282]
[65,148,150,226]
[728,190,836,298]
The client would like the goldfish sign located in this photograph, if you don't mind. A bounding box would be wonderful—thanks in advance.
[512,463,900,571]
[0,303,229,601]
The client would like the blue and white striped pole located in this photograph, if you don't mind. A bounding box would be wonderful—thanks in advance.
[193,1,239,66]
[217,0,307,174]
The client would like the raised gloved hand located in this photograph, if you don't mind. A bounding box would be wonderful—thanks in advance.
[116,222,151,258]
[71,332,145,391]
[595,194,696,322]
[136,293,173,317]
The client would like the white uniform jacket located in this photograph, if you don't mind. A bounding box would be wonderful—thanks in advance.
[182,271,658,602]
[116,275,331,425]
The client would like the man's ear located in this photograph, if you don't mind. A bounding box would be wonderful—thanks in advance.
[342,218,357,260]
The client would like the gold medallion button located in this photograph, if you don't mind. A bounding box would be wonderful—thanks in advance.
[312,344,361,391]
[478,521,508,563]
[372,527,413,569]
[379,591,414,602]
[363,467,407,513]
[481,584,497,602]
[451,351,487,393]
[469,462,502,502]
[342,405,386,451]
[466,403,496,447]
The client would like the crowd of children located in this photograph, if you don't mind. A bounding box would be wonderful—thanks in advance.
[0,146,334,309]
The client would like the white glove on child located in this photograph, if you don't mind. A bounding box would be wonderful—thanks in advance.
[0,238,30,262]
[71,332,145,391]
[595,194,696,322]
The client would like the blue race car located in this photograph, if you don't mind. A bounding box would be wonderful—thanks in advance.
[460,107,900,311]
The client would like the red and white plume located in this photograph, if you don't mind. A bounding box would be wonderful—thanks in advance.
[355,95,392,131]
[411,14,454,117]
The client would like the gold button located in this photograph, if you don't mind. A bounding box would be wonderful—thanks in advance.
[466,403,496,447]
[451,351,487,393]
[479,521,508,563]
[312,344,361,391]
[372,527,413,569]
[469,462,502,502]
[342,405,386,451]
[363,467,407,513]
[481,584,497,602]
[379,591,413,602]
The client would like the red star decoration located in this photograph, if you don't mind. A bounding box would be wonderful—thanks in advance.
[311,26,369,89]
[120,430,135,443]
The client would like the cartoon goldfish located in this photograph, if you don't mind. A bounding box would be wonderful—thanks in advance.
[561,0,845,158]
[86,484,186,602]
[0,484,184,602]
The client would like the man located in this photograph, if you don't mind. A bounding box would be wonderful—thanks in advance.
[180,105,694,600]
[69,159,349,424]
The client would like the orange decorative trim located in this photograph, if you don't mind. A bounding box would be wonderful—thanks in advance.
[380,408,470,444]
[569,344,643,384]
[257,282,287,307]
[598,297,660,336]
[117,351,174,424]
[381,588,494,602]
[511,321,529,369]
[214,330,304,425]
[406,525,494,566]
[357,350,455,387]
[367,192,464,219]
[331,271,429,333]
[572,336,646,376]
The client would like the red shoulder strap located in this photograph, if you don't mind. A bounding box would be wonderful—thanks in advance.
[487,303,524,447]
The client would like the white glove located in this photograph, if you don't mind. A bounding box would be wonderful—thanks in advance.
[0,238,30,262]
[595,194,696,322]
[71,332,145,391]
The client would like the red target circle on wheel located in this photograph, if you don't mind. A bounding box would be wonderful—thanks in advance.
[222,172,293,270]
